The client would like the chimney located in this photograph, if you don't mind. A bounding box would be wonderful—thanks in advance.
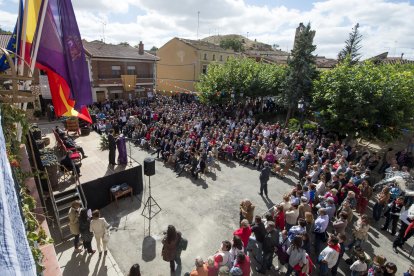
[138,41,144,55]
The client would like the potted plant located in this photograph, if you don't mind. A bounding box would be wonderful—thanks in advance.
[40,153,59,188]
[30,124,42,140]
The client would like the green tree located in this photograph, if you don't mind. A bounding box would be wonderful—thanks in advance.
[0,27,12,34]
[196,57,286,104]
[312,60,414,141]
[219,38,244,52]
[338,23,362,64]
[119,41,130,46]
[283,22,317,124]
[150,46,158,51]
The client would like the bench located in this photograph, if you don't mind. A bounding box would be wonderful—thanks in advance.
[110,185,133,207]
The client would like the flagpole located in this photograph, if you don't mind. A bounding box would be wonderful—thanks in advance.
[18,0,29,76]
[29,0,48,75]
[14,0,23,71]
[19,0,48,141]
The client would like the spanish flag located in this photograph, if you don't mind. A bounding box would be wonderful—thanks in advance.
[35,0,92,123]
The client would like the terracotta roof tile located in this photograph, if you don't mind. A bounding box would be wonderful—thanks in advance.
[82,40,159,61]
[177,38,234,53]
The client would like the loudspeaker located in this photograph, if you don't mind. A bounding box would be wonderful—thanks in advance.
[144,157,155,176]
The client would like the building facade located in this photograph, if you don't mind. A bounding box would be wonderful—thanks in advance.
[156,37,235,93]
[83,40,158,102]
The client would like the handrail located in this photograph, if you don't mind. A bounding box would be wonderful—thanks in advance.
[71,161,88,208]
[43,168,61,232]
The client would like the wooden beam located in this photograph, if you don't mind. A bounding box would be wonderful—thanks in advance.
[0,90,33,97]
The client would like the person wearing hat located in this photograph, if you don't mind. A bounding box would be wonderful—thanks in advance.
[258,161,271,197]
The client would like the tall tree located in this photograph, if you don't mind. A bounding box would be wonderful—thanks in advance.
[283,22,317,124]
[313,61,414,141]
[338,23,363,64]
[196,57,287,104]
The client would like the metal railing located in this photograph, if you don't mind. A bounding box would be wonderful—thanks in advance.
[97,74,154,79]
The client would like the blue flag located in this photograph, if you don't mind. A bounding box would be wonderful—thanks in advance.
[0,0,23,72]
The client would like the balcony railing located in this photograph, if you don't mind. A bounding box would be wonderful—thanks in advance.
[97,74,154,79]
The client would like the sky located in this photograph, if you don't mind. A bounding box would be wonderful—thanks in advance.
[1,0,413,59]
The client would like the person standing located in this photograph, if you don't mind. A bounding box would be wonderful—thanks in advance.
[259,161,271,197]
[382,196,404,235]
[162,225,179,272]
[68,200,82,253]
[318,235,341,276]
[392,204,414,253]
[285,235,307,276]
[239,199,255,224]
[256,221,278,274]
[108,129,117,166]
[89,209,110,256]
[78,208,95,254]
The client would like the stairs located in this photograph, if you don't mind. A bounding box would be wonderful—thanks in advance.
[44,163,88,240]
[54,188,84,239]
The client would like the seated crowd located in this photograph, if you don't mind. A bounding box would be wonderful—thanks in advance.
[88,95,414,275]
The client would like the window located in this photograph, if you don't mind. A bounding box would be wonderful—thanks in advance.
[220,55,223,61]
[111,65,121,77]
[127,65,136,75]
[204,53,207,60]
[202,65,208,74]
[212,54,216,61]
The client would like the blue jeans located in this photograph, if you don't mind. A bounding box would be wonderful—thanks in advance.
[319,262,329,276]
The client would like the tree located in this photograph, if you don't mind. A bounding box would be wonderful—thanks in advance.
[219,38,244,52]
[283,22,317,124]
[312,60,414,141]
[338,23,362,64]
[196,57,287,104]
[150,46,158,51]
[0,27,12,34]
[118,42,130,46]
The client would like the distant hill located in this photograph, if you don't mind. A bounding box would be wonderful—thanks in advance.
[202,34,272,51]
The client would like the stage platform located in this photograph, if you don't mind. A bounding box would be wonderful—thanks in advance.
[46,130,143,209]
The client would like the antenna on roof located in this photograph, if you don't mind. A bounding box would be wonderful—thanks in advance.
[99,19,107,43]
[197,11,200,40]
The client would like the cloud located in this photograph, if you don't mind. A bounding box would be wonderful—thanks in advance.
[1,0,413,59]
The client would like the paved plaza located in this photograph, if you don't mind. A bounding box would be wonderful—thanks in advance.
[36,121,414,275]
[74,143,413,275]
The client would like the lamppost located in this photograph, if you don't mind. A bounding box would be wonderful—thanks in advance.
[298,98,304,130]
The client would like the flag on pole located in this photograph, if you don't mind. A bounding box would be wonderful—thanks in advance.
[0,0,23,72]
[21,0,43,64]
[35,0,92,123]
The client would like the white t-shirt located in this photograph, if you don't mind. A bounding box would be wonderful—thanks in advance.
[350,260,367,272]
[319,246,340,268]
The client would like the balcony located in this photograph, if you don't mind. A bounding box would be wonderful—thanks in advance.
[97,74,154,80]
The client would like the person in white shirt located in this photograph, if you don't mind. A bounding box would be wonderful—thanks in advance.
[318,235,341,276]
[350,254,367,276]
[89,209,110,255]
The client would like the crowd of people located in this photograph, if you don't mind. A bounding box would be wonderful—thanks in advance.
[81,95,414,275]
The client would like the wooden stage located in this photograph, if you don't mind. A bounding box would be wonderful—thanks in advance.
[46,130,141,196]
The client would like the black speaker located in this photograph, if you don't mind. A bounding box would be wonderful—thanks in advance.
[144,157,155,176]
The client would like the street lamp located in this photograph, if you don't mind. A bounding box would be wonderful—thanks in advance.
[298,98,305,130]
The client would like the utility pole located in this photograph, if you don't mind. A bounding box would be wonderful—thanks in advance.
[197,11,200,40]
